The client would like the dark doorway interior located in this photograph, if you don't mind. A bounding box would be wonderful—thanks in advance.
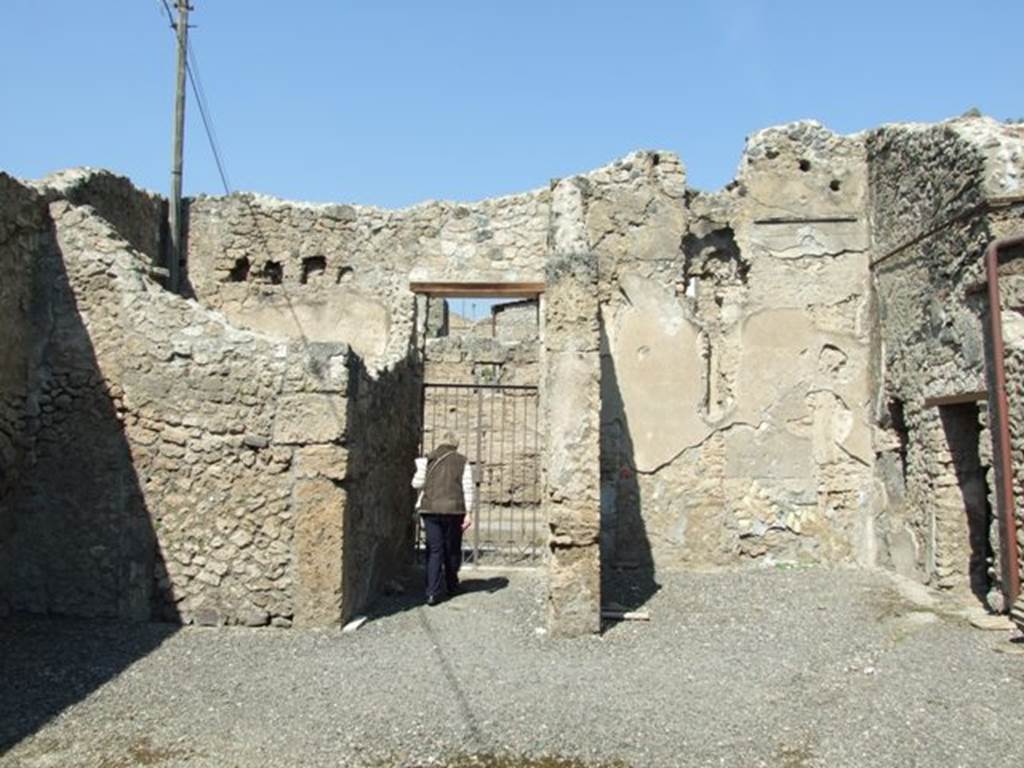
[939,402,994,604]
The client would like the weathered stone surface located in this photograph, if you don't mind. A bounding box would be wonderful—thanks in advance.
[0,178,416,629]
[272,394,347,445]
[3,114,1022,630]
[295,444,349,481]
[870,116,1024,598]
[228,289,389,363]
[546,544,600,635]
[543,252,601,636]
[293,477,345,627]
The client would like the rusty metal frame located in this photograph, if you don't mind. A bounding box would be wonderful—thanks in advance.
[985,234,1024,607]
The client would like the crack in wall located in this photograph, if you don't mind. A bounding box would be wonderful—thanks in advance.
[636,420,762,477]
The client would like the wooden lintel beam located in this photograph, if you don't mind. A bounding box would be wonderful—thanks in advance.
[409,281,544,298]
[753,216,860,226]
[924,390,988,407]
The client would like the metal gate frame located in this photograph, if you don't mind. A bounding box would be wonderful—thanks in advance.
[419,381,542,566]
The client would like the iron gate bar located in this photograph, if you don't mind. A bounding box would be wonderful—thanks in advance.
[420,381,541,567]
[422,383,538,390]
[536,391,544,552]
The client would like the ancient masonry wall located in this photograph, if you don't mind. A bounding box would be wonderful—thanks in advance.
[585,136,876,569]
[7,115,1022,629]
[185,189,550,369]
[869,118,1024,596]
[423,335,539,388]
[340,353,420,618]
[0,173,412,625]
[32,168,167,266]
[0,175,47,611]
[186,136,881,573]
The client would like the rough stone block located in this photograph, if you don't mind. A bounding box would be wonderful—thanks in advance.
[295,444,349,481]
[543,254,600,354]
[293,477,345,627]
[544,351,601,503]
[272,393,346,445]
[547,543,600,637]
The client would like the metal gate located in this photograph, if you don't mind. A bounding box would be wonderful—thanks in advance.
[420,382,542,566]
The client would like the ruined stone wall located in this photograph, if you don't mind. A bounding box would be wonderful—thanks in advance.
[0,175,414,627]
[183,137,884,574]
[184,189,551,368]
[12,117,1023,635]
[591,135,876,570]
[0,175,48,614]
[543,252,602,635]
[424,335,539,388]
[869,117,1024,595]
[340,354,420,619]
[31,168,166,267]
[493,300,540,342]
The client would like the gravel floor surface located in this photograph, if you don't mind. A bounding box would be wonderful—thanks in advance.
[2,566,1023,768]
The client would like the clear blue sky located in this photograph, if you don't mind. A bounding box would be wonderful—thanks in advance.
[2,1,1021,208]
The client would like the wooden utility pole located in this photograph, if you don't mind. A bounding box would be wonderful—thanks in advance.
[168,0,190,293]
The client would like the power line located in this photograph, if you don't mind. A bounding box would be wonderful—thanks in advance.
[186,40,232,194]
[156,1,233,195]
[157,0,174,26]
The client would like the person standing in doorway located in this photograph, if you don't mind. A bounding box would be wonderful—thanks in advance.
[412,431,474,606]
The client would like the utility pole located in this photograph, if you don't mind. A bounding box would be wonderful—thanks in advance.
[168,0,190,293]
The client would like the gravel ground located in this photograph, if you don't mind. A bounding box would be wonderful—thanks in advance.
[2,565,1023,768]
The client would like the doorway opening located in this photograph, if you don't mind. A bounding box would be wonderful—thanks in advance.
[411,282,544,567]
[938,401,994,604]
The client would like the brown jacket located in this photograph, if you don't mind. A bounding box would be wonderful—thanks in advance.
[419,444,469,515]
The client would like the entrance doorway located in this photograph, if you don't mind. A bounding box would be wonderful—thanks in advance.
[411,281,545,567]
[421,382,541,565]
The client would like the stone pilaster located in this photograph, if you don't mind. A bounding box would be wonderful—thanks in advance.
[283,341,350,628]
[542,247,601,636]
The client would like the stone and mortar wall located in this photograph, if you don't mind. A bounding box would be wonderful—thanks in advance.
[424,335,539,388]
[9,116,1021,628]
[31,168,166,267]
[184,136,883,576]
[340,354,420,619]
[492,300,540,343]
[0,173,413,626]
[869,117,1024,596]
[185,188,551,369]
[0,174,48,614]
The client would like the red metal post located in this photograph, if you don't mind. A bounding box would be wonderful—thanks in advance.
[985,234,1024,607]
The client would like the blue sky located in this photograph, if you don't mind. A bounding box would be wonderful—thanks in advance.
[2,2,1021,208]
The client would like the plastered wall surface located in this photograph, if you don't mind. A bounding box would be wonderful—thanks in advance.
[590,132,876,569]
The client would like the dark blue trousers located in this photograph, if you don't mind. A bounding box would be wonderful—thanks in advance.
[422,514,464,599]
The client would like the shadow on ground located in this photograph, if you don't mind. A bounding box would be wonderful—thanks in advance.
[0,181,180,756]
[362,567,510,623]
[0,617,176,755]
